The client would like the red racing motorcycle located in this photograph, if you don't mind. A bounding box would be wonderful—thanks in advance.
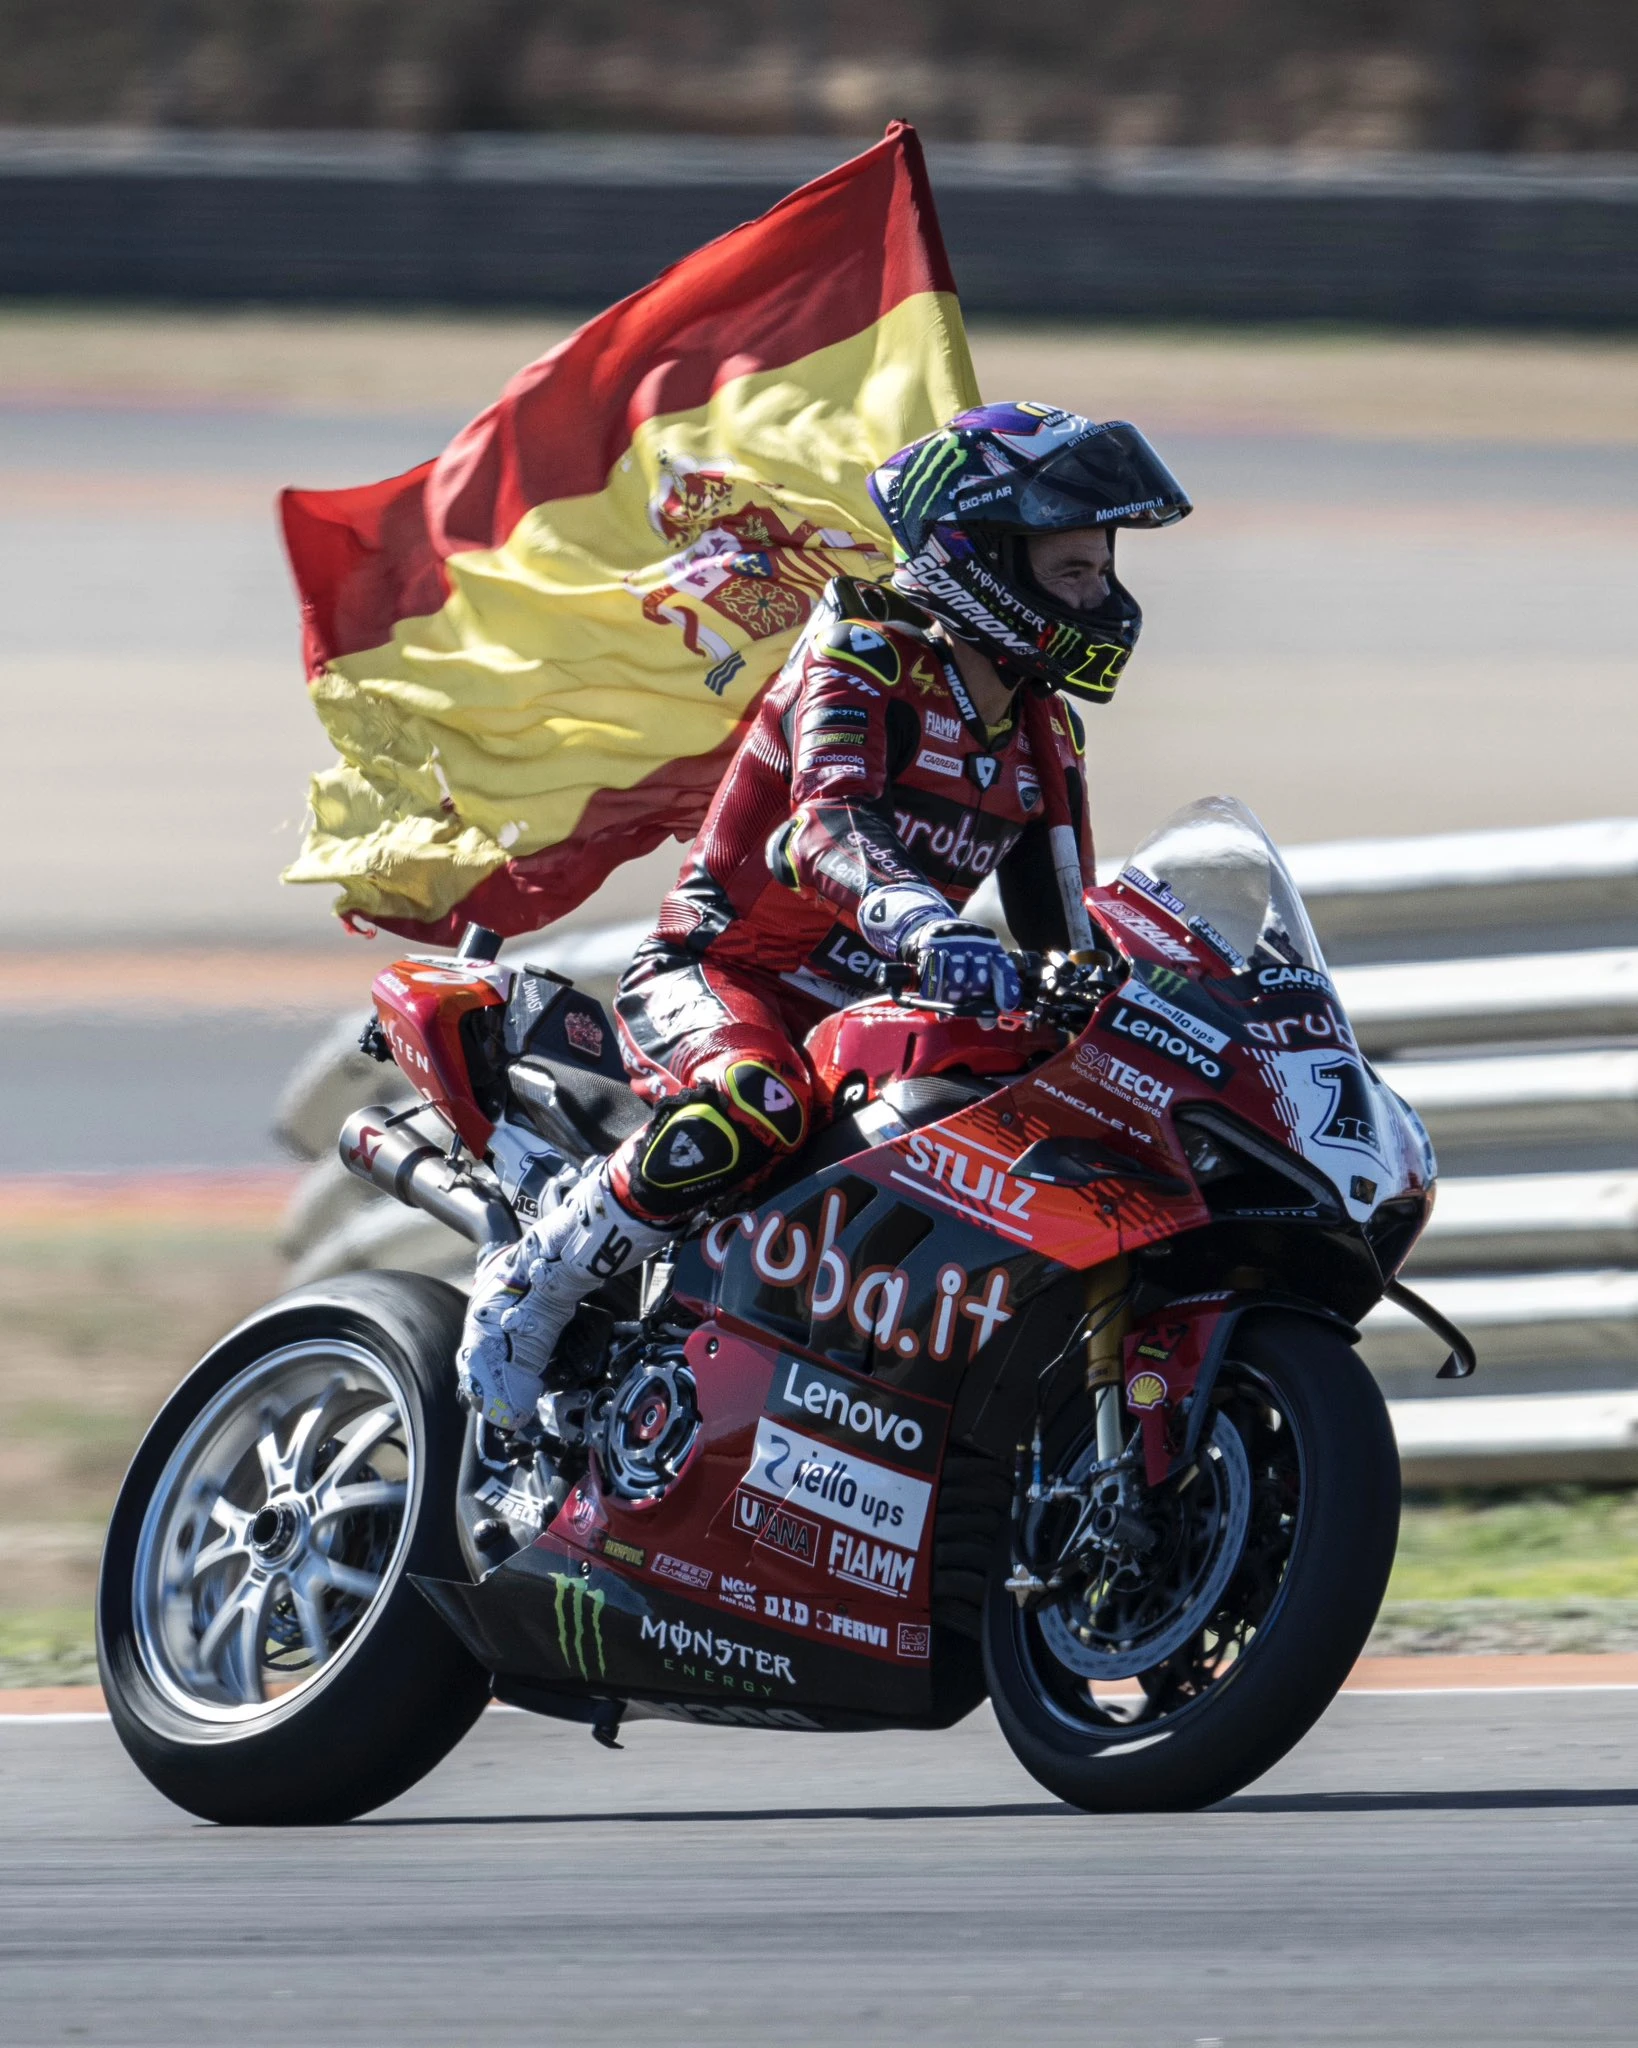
[99,797,1472,1823]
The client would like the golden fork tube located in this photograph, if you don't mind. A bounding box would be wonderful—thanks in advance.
[1085,1257,1130,1463]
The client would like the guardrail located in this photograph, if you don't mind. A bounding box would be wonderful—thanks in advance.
[5,130,1638,326]
[273,813,1638,1486]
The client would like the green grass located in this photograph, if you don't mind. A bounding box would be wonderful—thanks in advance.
[1391,1489,1638,1603]
[0,1608,99,1689]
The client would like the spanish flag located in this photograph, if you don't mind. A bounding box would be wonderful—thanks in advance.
[281,122,978,943]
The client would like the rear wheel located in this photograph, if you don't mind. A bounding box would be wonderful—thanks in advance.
[983,1310,1398,1812]
[98,1273,490,1825]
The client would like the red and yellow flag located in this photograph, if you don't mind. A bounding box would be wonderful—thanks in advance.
[281,122,978,942]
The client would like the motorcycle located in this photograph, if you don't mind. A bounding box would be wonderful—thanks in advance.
[99,796,1473,1824]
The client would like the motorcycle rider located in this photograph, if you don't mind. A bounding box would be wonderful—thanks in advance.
[457,402,1192,1437]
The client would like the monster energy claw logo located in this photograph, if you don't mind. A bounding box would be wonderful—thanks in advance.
[898,433,966,523]
[551,1572,607,1680]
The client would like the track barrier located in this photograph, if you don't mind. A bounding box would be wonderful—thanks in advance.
[5,131,1638,327]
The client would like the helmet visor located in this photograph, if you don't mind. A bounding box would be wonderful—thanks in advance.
[1013,424,1192,531]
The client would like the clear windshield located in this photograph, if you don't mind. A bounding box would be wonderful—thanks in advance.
[1126,796,1327,972]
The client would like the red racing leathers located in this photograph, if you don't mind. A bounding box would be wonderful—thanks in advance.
[606,576,1096,1222]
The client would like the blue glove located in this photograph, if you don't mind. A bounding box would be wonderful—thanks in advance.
[908,921,1023,1013]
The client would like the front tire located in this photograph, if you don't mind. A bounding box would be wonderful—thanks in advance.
[984,1310,1398,1812]
[98,1273,490,1825]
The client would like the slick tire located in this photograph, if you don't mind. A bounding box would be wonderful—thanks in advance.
[983,1310,1399,1814]
[98,1272,491,1826]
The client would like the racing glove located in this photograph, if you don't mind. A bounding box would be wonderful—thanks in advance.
[906,920,1023,1014]
[857,881,1022,1013]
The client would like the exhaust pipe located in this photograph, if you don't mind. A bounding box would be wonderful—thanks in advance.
[338,1107,521,1261]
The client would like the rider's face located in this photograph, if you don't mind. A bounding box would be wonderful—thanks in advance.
[1027,527,1113,612]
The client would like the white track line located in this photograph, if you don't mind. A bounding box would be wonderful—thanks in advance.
[0,1711,109,1724]
[0,1701,535,1724]
[1345,1682,1638,1696]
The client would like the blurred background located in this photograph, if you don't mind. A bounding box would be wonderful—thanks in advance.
[3,1,1636,1685]
[6,0,1637,149]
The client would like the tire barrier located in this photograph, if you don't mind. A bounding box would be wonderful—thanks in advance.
[273,814,1638,1483]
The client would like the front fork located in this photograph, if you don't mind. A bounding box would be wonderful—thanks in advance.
[1087,1257,1132,1464]
[1006,1259,1135,1605]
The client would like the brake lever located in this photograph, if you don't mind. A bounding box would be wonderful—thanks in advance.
[873,949,1111,1024]
[1026,947,1122,1025]
[872,961,919,1001]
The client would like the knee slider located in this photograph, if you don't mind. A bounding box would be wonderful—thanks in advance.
[624,1095,750,1218]
[722,1059,808,1153]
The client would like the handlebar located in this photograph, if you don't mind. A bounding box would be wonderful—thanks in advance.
[871,946,1123,1024]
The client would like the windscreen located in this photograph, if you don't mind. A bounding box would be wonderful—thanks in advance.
[1126,796,1327,972]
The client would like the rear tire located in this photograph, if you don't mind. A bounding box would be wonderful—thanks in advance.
[984,1310,1398,1812]
[98,1272,491,1825]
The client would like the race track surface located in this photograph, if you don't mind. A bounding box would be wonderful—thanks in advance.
[7,1690,1638,2045]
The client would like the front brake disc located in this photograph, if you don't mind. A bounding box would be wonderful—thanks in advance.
[1035,1412,1252,1681]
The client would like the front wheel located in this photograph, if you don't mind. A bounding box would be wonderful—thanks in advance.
[983,1309,1398,1812]
[98,1273,491,1825]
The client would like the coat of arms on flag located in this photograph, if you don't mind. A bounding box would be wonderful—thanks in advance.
[280,122,979,943]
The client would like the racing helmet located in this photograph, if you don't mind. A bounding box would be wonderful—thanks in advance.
[867,401,1192,704]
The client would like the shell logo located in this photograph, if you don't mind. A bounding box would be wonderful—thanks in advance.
[1127,1371,1168,1410]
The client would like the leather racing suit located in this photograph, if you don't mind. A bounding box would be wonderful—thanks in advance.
[455,574,1096,1435]
[607,574,1096,1219]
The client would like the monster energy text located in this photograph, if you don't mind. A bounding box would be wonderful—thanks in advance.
[640,1615,796,1693]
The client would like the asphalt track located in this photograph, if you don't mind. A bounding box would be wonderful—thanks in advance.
[0,1017,325,1170]
[6,1689,1638,2046]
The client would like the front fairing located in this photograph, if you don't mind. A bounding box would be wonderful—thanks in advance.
[676,796,1433,1375]
[1243,1031,1435,1228]
[1102,797,1436,1238]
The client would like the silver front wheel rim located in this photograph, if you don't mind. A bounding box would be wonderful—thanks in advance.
[132,1341,416,1723]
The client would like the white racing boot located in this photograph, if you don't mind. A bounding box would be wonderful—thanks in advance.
[457,1158,672,1437]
